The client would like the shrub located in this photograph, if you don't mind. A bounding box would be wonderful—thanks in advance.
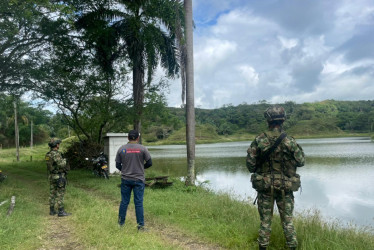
[64,140,103,170]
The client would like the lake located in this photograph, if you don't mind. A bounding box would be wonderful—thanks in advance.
[148,137,374,229]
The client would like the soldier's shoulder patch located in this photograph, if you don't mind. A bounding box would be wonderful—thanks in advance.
[45,156,50,161]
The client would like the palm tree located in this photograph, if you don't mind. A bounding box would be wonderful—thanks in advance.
[184,0,195,185]
[75,0,182,140]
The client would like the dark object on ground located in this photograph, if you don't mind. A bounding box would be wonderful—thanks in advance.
[145,176,173,187]
[116,176,173,188]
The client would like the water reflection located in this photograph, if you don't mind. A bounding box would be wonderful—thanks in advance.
[148,137,374,228]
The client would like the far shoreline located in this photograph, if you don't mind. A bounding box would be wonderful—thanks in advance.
[144,132,372,146]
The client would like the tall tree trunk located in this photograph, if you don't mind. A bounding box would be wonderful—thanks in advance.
[98,121,107,144]
[133,57,144,144]
[13,100,19,162]
[30,120,33,148]
[184,0,195,186]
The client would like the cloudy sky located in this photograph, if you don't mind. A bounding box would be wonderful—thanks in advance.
[164,0,374,109]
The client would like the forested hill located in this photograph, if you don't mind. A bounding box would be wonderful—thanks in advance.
[151,100,374,141]
[2,94,373,146]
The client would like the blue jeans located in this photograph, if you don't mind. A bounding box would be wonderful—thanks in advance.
[118,179,145,227]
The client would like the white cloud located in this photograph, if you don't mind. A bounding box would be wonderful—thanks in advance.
[195,38,237,73]
[164,0,374,108]
[278,36,298,49]
[237,65,259,86]
[322,55,352,75]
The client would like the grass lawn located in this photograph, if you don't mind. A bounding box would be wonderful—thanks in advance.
[0,144,373,249]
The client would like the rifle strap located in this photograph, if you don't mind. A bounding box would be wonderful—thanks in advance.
[262,132,287,160]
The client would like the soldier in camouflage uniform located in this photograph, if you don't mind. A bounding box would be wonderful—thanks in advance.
[246,106,305,250]
[46,138,71,217]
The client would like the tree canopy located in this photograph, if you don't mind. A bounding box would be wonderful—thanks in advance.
[0,0,185,143]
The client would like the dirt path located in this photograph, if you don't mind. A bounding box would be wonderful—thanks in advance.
[147,218,223,250]
[9,171,84,250]
[37,214,83,250]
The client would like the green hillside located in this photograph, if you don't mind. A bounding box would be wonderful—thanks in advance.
[143,100,374,143]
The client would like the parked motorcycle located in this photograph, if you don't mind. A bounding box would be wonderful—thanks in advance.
[0,170,7,183]
[86,153,109,179]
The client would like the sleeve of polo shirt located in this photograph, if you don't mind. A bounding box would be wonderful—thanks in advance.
[115,148,121,163]
[143,147,151,162]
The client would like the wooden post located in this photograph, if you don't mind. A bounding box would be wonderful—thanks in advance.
[7,196,16,216]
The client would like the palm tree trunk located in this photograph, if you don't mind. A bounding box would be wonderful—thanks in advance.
[184,0,195,186]
[133,57,144,144]
[13,100,20,162]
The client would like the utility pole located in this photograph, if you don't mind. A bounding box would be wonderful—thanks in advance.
[14,100,19,162]
[30,120,33,148]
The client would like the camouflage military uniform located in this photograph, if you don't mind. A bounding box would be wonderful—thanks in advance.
[247,127,305,248]
[46,149,69,211]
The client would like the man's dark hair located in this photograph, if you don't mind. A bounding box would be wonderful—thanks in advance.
[128,130,139,140]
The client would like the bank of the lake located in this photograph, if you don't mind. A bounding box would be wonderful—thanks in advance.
[1,144,373,249]
[145,130,370,146]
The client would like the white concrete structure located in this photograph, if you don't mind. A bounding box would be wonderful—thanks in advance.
[103,133,128,174]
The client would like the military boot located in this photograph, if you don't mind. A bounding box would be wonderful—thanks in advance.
[58,208,71,217]
[259,245,267,250]
[49,206,56,216]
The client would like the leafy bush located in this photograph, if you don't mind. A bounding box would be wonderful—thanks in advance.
[64,140,103,170]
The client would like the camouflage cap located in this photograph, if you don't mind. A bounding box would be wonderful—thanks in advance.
[264,105,286,122]
[48,138,62,148]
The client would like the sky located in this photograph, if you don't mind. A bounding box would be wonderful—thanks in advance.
[164,0,374,109]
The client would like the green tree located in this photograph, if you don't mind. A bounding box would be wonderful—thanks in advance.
[73,0,182,139]
[0,0,67,91]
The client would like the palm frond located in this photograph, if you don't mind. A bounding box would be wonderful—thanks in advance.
[143,24,179,78]
[75,8,128,31]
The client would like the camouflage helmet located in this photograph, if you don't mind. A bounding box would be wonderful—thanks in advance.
[264,105,286,122]
[48,138,62,148]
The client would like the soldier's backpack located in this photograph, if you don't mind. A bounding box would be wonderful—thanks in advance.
[251,132,301,192]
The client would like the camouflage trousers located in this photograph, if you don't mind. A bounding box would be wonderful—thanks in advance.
[49,177,66,209]
[257,189,297,248]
